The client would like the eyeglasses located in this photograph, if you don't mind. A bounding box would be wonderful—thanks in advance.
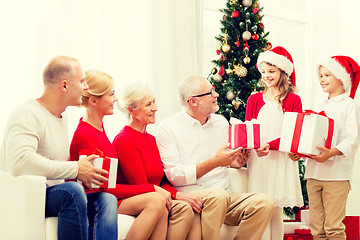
[187,87,216,102]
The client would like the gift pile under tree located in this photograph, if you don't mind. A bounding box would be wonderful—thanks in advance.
[208,0,308,219]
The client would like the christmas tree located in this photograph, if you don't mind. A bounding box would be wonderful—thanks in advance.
[208,0,308,218]
[209,0,270,122]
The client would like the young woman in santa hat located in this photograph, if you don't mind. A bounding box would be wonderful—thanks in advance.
[304,56,360,240]
[245,46,304,240]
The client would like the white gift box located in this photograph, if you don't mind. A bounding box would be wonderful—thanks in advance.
[79,155,118,188]
[279,111,337,155]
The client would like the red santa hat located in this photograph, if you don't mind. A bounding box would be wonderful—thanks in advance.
[257,46,296,86]
[318,55,360,99]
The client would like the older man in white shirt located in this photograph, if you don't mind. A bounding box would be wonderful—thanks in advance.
[157,75,275,240]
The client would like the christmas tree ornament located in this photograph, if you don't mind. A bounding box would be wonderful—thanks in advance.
[223,15,227,21]
[234,63,248,77]
[239,22,245,30]
[230,0,238,4]
[254,0,260,8]
[242,0,252,7]
[219,65,225,76]
[242,31,251,40]
[232,99,241,110]
[222,43,231,52]
[216,49,221,55]
[243,56,251,64]
[226,90,235,100]
[211,67,218,75]
[245,12,250,19]
[213,73,223,82]
[252,8,258,14]
[251,33,259,40]
[264,41,272,50]
[226,68,233,75]
[260,22,265,29]
[231,11,239,18]
[251,25,258,33]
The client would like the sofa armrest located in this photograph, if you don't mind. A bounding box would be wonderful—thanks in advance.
[0,171,47,240]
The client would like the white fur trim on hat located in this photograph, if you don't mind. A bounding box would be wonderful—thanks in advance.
[319,58,351,92]
[257,50,294,76]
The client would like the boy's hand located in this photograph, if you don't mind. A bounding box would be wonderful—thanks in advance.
[256,144,270,157]
[308,146,342,163]
[289,153,301,161]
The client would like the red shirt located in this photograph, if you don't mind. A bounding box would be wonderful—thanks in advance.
[69,118,154,204]
[245,92,303,150]
[113,125,177,198]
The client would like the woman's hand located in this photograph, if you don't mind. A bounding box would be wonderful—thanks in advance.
[256,144,270,157]
[289,153,301,161]
[308,147,341,163]
[154,185,172,211]
[176,192,203,213]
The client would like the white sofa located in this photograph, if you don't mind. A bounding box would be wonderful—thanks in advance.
[0,168,248,240]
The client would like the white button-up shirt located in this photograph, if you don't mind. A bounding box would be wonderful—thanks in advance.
[305,93,360,181]
[156,110,231,193]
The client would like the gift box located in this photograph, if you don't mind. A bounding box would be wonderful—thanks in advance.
[229,118,260,149]
[279,110,337,155]
[79,149,118,189]
[295,229,311,235]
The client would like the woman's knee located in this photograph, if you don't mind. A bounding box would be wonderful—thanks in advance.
[145,192,167,212]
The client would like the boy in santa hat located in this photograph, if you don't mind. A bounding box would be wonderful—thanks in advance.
[305,56,360,240]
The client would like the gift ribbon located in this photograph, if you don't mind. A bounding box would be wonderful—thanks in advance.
[290,110,334,154]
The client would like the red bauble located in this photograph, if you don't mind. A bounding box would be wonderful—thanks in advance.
[219,65,225,76]
[260,22,265,29]
[251,34,259,40]
[216,49,221,55]
[252,8,258,14]
[236,41,240,47]
[231,11,239,17]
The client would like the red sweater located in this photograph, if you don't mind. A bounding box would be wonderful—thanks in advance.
[245,92,303,150]
[69,118,154,203]
[113,125,177,198]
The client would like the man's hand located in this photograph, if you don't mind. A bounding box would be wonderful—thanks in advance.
[215,144,244,167]
[256,144,270,157]
[154,185,172,211]
[176,192,203,213]
[231,148,250,168]
[77,154,108,189]
[289,153,301,161]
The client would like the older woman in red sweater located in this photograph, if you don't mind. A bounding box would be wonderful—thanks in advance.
[69,70,168,240]
[113,82,202,240]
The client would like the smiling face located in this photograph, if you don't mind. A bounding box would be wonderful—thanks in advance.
[260,62,282,89]
[319,66,345,98]
[194,78,220,115]
[95,88,117,116]
[131,90,157,125]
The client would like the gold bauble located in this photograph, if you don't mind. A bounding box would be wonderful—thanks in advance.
[242,31,251,40]
[242,0,252,7]
[232,99,241,110]
[230,0,238,4]
[226,68,233,75]
[254,0,260,8]
[222,43,231,52]
[243,57,251,64]
[234,64,248,77]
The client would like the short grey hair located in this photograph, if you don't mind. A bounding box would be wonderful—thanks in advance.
[177,75,204,106]
[118,82,152,117]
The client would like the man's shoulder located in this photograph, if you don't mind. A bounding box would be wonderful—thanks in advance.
[158,111,184,128]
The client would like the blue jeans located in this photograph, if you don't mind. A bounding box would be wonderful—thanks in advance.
[45,182,118,240]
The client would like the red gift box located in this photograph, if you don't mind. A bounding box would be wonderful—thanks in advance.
[79,149,118,189]
[295,229,311,235]
[229,122,260,149]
